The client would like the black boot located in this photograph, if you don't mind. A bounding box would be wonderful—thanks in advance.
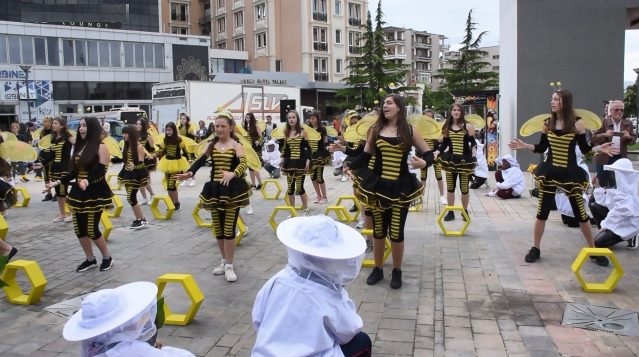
[443,211,455,221]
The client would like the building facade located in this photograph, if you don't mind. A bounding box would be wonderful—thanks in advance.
[160,0,212,36]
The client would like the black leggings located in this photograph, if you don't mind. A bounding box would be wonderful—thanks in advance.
[212,207,240,240]
[286,175,306,195]
[125,186,139,206]
[371,206,409,242]
[72,211,103,240]
[537,184,588,222]
[594,229,624,248]
[446,171,469,194]
[165,172,179,191]
[311,164,325,184]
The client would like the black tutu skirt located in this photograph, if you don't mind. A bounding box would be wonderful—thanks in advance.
[438,152,477,174]
[282,158,307,177]
[311,150,331,167]
[0,180,16,206]
[118,167,149,189]
[199,178,251,210]
[144,157,157,171]
[533,162,588,195]
[352,167,423,209]
[67,180,114,213]
[49,162,68,180]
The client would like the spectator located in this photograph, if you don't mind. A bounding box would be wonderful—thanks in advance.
[487,154,525,199]
[262,140,281,178]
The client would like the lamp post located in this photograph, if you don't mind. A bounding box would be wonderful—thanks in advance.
[634,68,639,120]
[19,65,32,123]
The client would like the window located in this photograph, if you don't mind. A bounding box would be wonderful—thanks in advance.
[8,36,21,64]
[144,43,154,68]
[336,58,342,73]
[492,54,499,59]
[211,58,224,73]
[348,2,361,20]
[34,37,46,65]
[275,60,282,72]
[0,35,6,64]
[171,3,189,22]
[313,57,328,81]
[134,43,144,68]
[217,42,226,49]
[171,26,189,35]
[255,3,266,20]
[47,37,59,66]
[256,32,267,48]
[335,29,342,44]
[110,41,121,67]
[99,41,110,67]
[154,44,164,69]
[217,0,224,8]
[217,17,226,32]
[21,36,34,65]
[335,0,341,15]
[348,31,361,53]
[312,0,327,13]
[313,27,327,51]
[234,37,245,51]
[87,41,98,66]
[233,11,243,27]
[75,40,86,66]
[124,42,134,67]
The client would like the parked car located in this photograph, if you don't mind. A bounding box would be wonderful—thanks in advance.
[68,118,124,141]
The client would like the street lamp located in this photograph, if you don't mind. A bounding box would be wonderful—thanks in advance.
[634,68,639,120]
[19,65,32,123]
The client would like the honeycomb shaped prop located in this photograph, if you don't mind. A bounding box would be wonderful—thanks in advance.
[106,195,124,218]
[436,206,470,237]
[150,195,175,220]
[156,273,205,325]
[1,260,47,305]
[571,247,624,293]
[269,206,298,231]
[235,215,248,245]
[12,187,31,208]
[101,212,113,241]
[260,179,282,200]
[192,201,212,228]
[360,228,392,267]
[105,173,122,190]
[335,195,361,221]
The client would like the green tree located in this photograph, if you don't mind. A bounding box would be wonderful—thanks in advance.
[624,84,637,118]
[422,85,454,115]
[434,9,498,92]
[336,0,412,110]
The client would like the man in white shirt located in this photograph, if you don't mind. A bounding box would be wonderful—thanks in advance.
[262,140,281,178]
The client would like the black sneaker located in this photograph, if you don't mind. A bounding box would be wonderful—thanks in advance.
[76,259,97,272]
[130,219,145,229]
[390,268,402,289]
[443,211,455,221]
[590,255,609,267]
[100,257,114,271]
[525,247,540,263]
[255,184,262,190]
[349,205,358,213]
[52,195,57,202]
[42,193,52,202]
[174,202,181,212]
[366,267,384,285]
[627,236,637,250]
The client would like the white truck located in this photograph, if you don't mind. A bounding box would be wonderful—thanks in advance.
[151,81,302,128]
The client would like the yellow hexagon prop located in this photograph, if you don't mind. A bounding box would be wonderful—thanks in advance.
[105,173,122,190]
[1,260,47,305]
[150,195,175,220]
[283,195,303,210]
[106,195,124,218]
[156,273,205,326]
[12,187,30,208]
[269,206,298,231]
[360,229,391,267]
[324,205,352,222]
[571,247,624,293]
[192,201,212,228]
[260,179,283,200]
[409,203,423,212]
[436,206,470,236]
[101,212,113,241]
[335,195,361,221]
[235,216,248,245]
[0,215,8,240]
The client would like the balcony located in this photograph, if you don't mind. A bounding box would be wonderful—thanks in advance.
[314,73,328,82]
[199,16,211,25]
[313,42,328,52]
[232,0,242,10]
[216,5,226,15]
[415,41,431,48]
[348,46,362,55]
[384,53,406,60]
[217,32,226,41]
[312,12,328,22]
[348,17,361,26]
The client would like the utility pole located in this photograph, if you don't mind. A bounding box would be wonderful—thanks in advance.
[19,65,32,122]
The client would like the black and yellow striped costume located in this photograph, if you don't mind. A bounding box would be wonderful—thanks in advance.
[309,127,330,184]
[533,129,591,222]
[117,144,149,206]
[438,125,477,194]
[62,154,113,240]
[156,141,189,191]
[281,135,311,195]
[47,136,73,197]
[351,135,423,242]
[37,128,53,181]
[178,126,196,161]
[421,138,442,182]
[188,145,251,240]
[139,137,157,171]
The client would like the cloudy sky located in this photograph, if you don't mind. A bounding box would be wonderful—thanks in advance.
[373,0,639,83]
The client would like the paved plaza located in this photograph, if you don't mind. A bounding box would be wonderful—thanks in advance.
[2,162,639,357]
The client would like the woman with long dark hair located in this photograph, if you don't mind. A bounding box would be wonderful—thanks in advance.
[307,111,330,204]
[243,112,264,190]
[178,114,197,187]
[343,94,435,289]
[136,118,156,205]
[155,122,189,211]
[35,116,53,186]
[280,110,311,215]
[509,89,615,265]
[176,112,251,282]
[46,117,76,222]
[47,117,114,272]
[118,125,149,229]
[438,103,477,221]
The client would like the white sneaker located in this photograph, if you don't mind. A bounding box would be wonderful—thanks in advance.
[303,208,310,216]
[64,215,73,223]
[213,261,226,275]
[139,198,148,206]
[189,179,196,187]
[246,206,254,215]
[340,176,347,182]
[224,265,237,282]
[356,219,365,229]
[487,191,497,197]
[439,195,448,205]
[179,180,188,187]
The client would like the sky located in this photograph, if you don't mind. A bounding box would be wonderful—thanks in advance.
[373,0,639,83]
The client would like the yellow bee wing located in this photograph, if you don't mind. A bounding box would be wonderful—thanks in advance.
[256,121,266,134]
[519,114,550,137]
[326,126,338,137]
[234,124,248,138]
[0,132,17,142]
[33,128,42,139]
[465,114,486,130]
[148,124,159,141]
[354,115,377,138]
[0,140,38,162]
[189,123,199,135]
[236,135,262,170]
[102,136,122,158]
[38,134,52,149]
[302,124,321,141]
[196,135,215,157]
[270,127,285,140]
[180,135,198,154]
[575,109,602,131]
[408,114,441,139]
[343,126,364,143]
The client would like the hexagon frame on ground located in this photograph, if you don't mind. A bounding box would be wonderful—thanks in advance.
[360,228,392,267]
[324,205,352,222]
[571,247,624,293]
[0,214,8,240]
[269,206,298,231]
[156,273,205,326]
[101,212,113,240]
[106,195,124,218]
[436,205,470,236]
[150,195,175,220]
[1,260,47,305]
[105,173,122,190]
[335,195,360,221]
[12,187,31,208]
[260,179,282,200]
[192,201,212,228]
[235,215,248,245]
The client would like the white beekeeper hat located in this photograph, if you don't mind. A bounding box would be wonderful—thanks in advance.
[604,158,639,174]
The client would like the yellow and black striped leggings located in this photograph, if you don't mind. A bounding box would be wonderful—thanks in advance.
[286,175,306,195]
[421,162,442,182]
[371,206,409,242]
[165,172,180,191]
[536,184,588,222]
[72,211,103,240]
[446,171,470,194]
[124,186,139,206]
[310,164,325,184]
[212,207,240,240]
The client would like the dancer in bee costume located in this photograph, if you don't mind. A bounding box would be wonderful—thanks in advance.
[118,125,149,229]
[278,110,312,215]
[308,111,331,204]
[178,114,197,187]
[136,117,157,205]
[177,111,252,282]
[155,122,190,212]
[45,117,77,222]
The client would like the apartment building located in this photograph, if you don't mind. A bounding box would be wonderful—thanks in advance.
[382,26,448,90]
[210,0,368,83]
[160,0,212,36]
[479,45,500,73]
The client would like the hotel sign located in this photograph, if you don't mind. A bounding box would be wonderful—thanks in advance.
[36,22,122,29]
[240,79,288,86]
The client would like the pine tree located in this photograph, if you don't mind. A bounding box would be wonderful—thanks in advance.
[434,9,498,92]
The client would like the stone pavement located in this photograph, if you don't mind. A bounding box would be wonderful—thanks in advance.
[1,162,639,357]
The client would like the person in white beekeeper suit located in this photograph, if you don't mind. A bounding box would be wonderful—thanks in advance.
[252,215,372,357]
[63,281,195,357]
[590,158,639,265]
[486,154,525,199]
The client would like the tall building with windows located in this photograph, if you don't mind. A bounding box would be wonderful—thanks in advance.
[382,26,448,90]
[160,0,212,36]
[210,0,368,82]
